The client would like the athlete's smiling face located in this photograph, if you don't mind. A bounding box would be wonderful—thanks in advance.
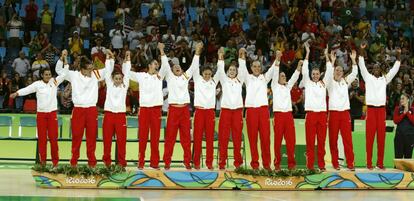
[400,94,409,108]
[251,61,261,76]
[372,64,381,77]
[311,69,321,82]
[279,72,287,85]
[172,64,183,76]
[148,60,159,72]
[42,70,52,83]
[112,74,124,86]
[334,66,344,80]
[227,65,237,79]
[202,68,212,81]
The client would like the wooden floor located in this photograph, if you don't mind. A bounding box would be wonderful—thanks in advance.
[2,169,414,201]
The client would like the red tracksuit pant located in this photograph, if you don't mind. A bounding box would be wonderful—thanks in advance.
[218,108,243,169]
[37,111,59,166]
[70,106,97,167]
[102,112,127,167]
[192,108,215,168]
[163,105,191,167]
[305,111,327,170]
[328,110,354,169]
[273,112,296,169]
[138,106,161,168]
[366,106,386,169]
[246,106,271,169]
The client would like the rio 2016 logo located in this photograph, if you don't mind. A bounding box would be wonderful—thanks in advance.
[65,176,96,184]
[265,178,293,186]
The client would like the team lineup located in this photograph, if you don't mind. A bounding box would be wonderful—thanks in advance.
[10,41,402,171]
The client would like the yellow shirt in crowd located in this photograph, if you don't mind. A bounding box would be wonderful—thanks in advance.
[41,10,52,25]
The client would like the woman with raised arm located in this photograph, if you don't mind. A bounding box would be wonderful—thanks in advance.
[359,43,401,170]
[191,52,220,170]
[160,42,203,170]
[10,50,69,167]
[216,47,246,170]
[302,44,334,171]
[239,48,275,170]
[130,45,163,170]
[55,50,107,168]
[272,51,302,171]
[102,50,131,168]
[326,50,358,171]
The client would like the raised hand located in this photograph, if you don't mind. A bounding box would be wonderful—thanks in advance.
[330,50,336,64]
[106,49,114,59]
[297,60,304,71]
[360,42,367,49]
[324,44,329,57]
[238,48,247,59]
[358,42,368,58]
[61,49,68,57]
[61,49,68,64]
[158,42,165,55]
[275,50,282,61]
[350,49,357,61]
[195,42,203,55]
[125,50,131,61]
[396,47,402,61]
[218,47,225,60]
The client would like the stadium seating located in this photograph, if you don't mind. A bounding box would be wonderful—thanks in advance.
[97,116,103,140]
[0,116,13,138]
[242,21,250,31]
[23,99,37,113]
[321,11,332,23]
[0,47,6,62]
[30,31,38,39]
[54,1,66,25]
[141,4,150,18]
[188,7,197,21]
[127,117,139,128]
[57,117,63,138]
[217,9,226,25]
[164,1,173,21]
[22,47,30,57]
[83,39,90,49]
[259,9,269,19]
[18,116,37,139]
[223,8,235,17]
[228,133,247,168]
[200,131,219,168]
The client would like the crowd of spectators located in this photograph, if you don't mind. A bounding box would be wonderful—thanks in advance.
[0,0,413,120]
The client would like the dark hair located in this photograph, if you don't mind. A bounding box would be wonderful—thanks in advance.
[251,60,262,67]
[225,64,238,74]
[401,93,410,99]
[400,93,412,108]
[39,68,52,79]
[111,70,123,77]
[311,67,320,72]
[202,66,213,73]
[147,59,158,67]
[80,56,92,70]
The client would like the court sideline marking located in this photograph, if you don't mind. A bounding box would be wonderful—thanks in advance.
[238,192,287,201]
